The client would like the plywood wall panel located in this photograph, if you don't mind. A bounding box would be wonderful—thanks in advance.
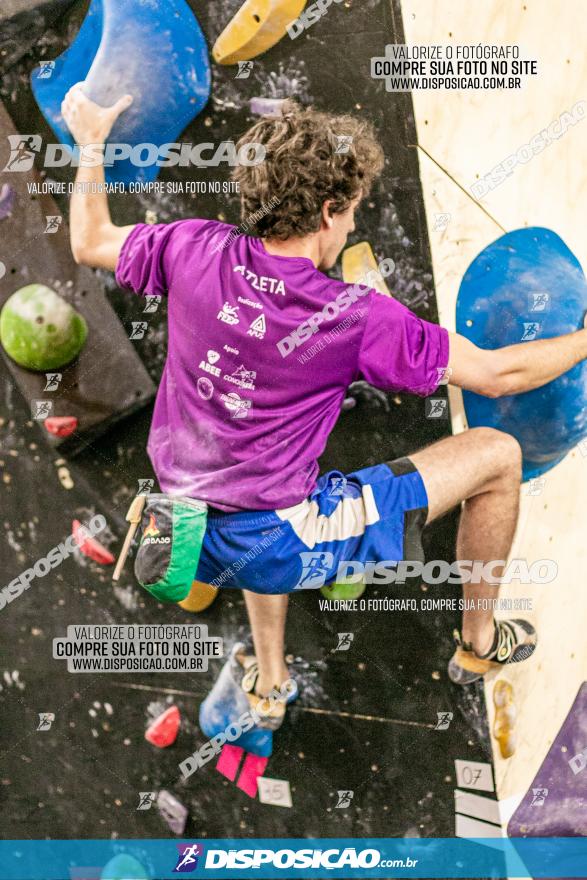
[403,0,587,805]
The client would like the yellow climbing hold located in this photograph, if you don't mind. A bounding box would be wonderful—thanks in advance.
[178,579,219,613]
[213,0,307,65]
[493,679,517,759]
[342,242,392,297]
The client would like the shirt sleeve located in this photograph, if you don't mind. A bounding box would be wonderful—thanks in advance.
[115,219,208,297]
[357,291,450,396]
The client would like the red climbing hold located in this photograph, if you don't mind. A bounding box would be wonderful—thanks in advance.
[145,705,181,748]
[71,519,115,565]
[44,416,78,438]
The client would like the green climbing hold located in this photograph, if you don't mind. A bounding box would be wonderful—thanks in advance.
[101,853,149,879]
[320,581,366,601]
[0,283,87,371]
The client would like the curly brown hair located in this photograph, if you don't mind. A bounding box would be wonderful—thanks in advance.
[232,100,384,240]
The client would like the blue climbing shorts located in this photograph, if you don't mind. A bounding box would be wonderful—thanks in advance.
[195,458,429,595]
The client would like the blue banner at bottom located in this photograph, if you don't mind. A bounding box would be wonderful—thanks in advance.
[0,838,586,879]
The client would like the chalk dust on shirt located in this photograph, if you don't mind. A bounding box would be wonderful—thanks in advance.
[115,220,449,512]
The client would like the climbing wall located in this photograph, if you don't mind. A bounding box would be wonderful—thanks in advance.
[0,0,511,859]
[403,0,587,831]
[0,101,156,453]
[0,0,77,74]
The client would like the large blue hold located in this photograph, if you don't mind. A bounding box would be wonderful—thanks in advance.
[31,0,211,184]
[456,227,587,481]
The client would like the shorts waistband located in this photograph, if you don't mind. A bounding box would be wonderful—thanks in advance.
[205,506,281,528]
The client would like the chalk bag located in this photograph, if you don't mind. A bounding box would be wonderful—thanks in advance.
[135,494,208,602]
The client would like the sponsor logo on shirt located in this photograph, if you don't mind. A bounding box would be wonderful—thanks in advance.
[220,391,252,419]
[234,265,285,296]
[237,296,263,310]
[223,364,257,390]
[198,350,221,377]
[197,376,214,400]
[217,303,240,325]
[223,344,239,355]
[247,314,266,339]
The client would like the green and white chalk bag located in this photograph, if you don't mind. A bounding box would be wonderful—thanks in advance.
[134,495,208,602]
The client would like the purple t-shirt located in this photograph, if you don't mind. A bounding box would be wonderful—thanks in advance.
[116,220,449,512]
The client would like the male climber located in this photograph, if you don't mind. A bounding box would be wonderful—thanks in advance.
[63,85,587,720]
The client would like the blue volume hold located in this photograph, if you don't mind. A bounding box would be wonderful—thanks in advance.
[456,227,587,481]
[31,0,211,184]
[200,655,274,758]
